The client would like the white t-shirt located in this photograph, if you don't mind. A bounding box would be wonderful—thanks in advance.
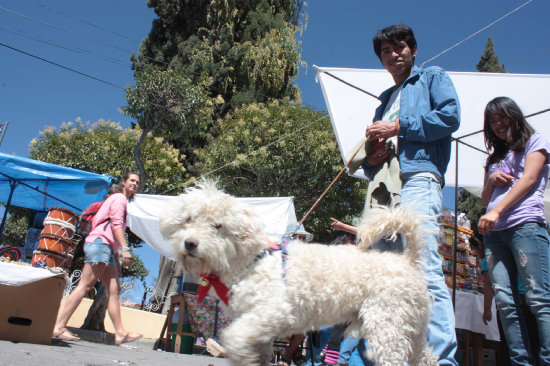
[381,84,401,150]
[382,83,441,185]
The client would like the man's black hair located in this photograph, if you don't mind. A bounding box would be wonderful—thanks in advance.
[373,24,417,60]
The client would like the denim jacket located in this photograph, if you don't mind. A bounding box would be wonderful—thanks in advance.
[363,65,460,187]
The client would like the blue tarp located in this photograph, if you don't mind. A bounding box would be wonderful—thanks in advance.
[0,152,113,213]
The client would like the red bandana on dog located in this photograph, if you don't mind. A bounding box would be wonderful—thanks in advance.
[198,274,229,305]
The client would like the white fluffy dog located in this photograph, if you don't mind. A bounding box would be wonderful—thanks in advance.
[160,182,438,366]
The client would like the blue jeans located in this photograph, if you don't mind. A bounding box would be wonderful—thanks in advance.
[484,222,550,366]
[339,337,360,364]
[367,176,458,365]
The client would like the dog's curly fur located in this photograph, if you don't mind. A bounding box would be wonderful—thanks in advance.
[160,181,438,366]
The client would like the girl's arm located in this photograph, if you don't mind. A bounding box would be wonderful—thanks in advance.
[330,218,358,234]
[478,150,547,234]
[480,171,494,207]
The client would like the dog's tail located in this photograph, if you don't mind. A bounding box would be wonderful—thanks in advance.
[356,205,428,268]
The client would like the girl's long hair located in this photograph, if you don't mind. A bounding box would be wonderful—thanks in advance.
[483,97,534,171]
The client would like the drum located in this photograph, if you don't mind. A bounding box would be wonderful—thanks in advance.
[32,249,67,268]
[42,207,78,239]
[37,234,76,258]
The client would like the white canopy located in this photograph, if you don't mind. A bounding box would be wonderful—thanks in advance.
[316,67,550,219]
[127,193,297,259]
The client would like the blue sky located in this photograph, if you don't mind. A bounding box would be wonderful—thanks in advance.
[1,0,549,298]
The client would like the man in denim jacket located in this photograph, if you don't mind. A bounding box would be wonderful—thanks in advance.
[362,24,460,366]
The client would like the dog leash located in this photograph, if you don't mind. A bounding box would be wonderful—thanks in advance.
[298,137,367,229]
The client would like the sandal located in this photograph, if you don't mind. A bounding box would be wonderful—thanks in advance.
[52,328,80,341]
[276,360,290,366]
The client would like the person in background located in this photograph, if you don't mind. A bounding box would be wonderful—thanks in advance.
[478,96,550,365]
[361,23,460,365]
[52,171,143,346]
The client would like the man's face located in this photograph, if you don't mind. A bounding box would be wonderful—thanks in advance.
[379,40,416,83]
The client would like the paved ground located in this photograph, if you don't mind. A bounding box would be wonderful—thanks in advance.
[0,328,232,366]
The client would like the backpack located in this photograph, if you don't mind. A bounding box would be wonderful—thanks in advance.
[74,200,105,241]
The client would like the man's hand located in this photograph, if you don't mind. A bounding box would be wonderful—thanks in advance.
[366,119,400,141]
[365,139,390,166]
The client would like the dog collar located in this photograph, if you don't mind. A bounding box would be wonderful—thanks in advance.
[198,274,229,306]
[197,236,290,306]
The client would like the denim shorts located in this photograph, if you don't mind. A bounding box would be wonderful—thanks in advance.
[84,237,116,266]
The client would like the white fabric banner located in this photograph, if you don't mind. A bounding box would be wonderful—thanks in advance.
[0,262,68,286]
[128,193,297,260]
[316,67,550,219]
[452,289,500,341]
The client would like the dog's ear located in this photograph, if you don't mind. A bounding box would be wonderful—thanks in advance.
[159,197,187,239]
[232,207,266,253]
[240,208,263,234]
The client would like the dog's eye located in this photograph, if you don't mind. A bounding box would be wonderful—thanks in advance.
[185,217,193,224]
[213,223,222,229]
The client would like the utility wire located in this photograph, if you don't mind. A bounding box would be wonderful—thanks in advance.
[0,5,145,58]
[0,42,125,89]
[0,25,128,66]
[0,4,279,103]
[508,47,550,70]
[30,0,141,43]
[421,0,535,67]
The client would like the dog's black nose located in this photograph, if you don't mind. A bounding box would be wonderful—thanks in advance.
[185,239,198,251]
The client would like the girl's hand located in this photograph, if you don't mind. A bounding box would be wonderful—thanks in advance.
[478,211,500,235]
[488,171,514,187]
[121,251,132,266]
[330,217,345,231]
[482,306,492,325]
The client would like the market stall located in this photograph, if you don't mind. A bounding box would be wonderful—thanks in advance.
[0,153,113,343]
[0,152,113,239]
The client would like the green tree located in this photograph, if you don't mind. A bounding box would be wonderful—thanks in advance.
[476,37,506,73]
[122,68,212,181]
[0,206,30,247]
[132,0,304,121]
[196,101,365,241]
[29,119,185,195]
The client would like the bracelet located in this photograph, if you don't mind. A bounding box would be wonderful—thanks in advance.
[121,247,131,252]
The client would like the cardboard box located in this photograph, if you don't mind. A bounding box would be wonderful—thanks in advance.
[0,274,65,344]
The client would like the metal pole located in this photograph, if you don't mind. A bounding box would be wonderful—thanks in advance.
[0,178,17,241]
[452,139,459,310]
[0,121,8,147]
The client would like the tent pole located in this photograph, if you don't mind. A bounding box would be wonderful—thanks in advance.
[0,178,18,241]
[452,139,459,310]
